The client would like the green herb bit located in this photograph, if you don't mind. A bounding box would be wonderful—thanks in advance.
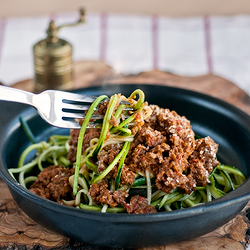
[132,177,146,187]
[194,134,201,139]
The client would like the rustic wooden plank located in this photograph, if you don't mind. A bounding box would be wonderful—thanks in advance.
[1,60,250,249]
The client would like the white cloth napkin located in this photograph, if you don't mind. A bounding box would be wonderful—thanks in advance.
[0,12,250,95]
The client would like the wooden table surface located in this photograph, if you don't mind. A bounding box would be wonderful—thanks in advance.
[1,61,250,250]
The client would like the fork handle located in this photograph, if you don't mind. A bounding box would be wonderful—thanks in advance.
[0,85,34,106]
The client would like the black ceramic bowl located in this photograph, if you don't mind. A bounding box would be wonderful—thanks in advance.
[1,84,250,248]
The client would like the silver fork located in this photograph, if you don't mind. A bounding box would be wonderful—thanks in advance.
[0,85,101,129]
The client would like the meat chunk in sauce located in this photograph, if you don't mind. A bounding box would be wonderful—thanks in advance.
[30,165,74,204]
[89,180,129,208]
[124,195,157,214]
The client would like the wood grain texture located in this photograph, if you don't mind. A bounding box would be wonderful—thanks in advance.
[1,60,250,250]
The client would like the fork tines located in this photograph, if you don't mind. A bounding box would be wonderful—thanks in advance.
[60,93,133,128]
[61,93,97,104]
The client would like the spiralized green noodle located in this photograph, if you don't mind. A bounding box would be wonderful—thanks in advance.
[11,89,246,213]
[9,135,70,188]
[73,95,108,195]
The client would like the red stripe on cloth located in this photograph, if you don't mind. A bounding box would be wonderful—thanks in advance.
[204,15,213,74]
[100,13,108,62]
[152,15,159,70]
[0,18,6,69]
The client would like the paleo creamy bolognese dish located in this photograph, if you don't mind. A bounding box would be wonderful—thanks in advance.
[9,89,246,214]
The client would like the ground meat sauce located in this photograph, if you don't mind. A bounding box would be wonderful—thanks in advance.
[97,144,123,173]
[30,165,74,203]
[89,179,129,208]
[124,195,157,214]
[30,103,219,214]
[189,137,219,186]
[126,105,219,195]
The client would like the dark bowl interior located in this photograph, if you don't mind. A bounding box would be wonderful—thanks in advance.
[1,84,250,248]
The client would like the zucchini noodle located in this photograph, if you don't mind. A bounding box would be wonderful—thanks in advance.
[9,135,70,188]
[73,95,108,195]
[11,89,246,214]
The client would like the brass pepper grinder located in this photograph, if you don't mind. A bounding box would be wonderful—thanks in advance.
[33,8,85,93]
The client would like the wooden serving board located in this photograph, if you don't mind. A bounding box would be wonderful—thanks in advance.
[1,61,250,250]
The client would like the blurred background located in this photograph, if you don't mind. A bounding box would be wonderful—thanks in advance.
[1,0,250,94]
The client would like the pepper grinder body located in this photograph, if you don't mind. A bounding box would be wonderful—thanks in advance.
[33,8,85,93]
